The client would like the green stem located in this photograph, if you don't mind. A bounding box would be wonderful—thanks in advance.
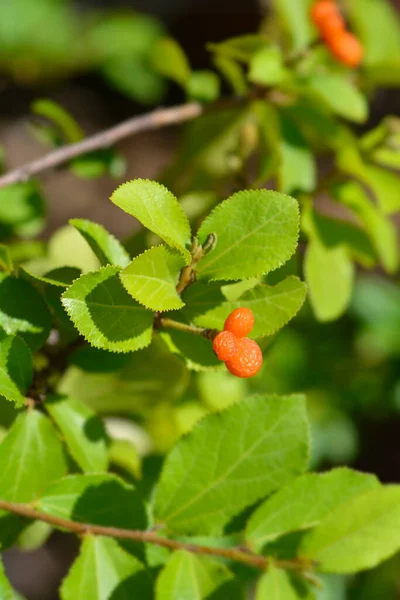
[159,318,217,341]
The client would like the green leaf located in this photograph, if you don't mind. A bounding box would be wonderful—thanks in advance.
[44,394,108,473]
[249,47,287,86]
[256,564,300,599]
[345,0,400,69]
[306,74,368,123]
[0,181,45,239]
[213,56,248,96]
[156,550,232,600]
[0,556,14,600]
[196,190,299,281]
[109,439,142,480]
[0,245,12,272]
[272,0,314,52]
[100,56,166,106]
[60,536,145,600]
[300,486,400,573]
[195,277,307,337]
[21,266,81,289]
[179,282,225,323]
[152,395,309,534]
[0,410,66,502]
[111,180,191,263]
[120,246,185,312]
[333,180,398,273]
[246,468,379,551]
[31,99,84,143]
[0,330,32,407]
[68,346,129,373]
[59,337,188,416]
[278,115,316,194]
[160,330,221,371]
[70,219,130,268]
[152,37,191,86]
[0,274,51,350]
[37,473,146,532]
[61,266,154,353]
[187,70,220,103]
[304,241,354,322]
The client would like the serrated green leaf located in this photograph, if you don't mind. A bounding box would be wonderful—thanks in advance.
[306,74,368,123]
[70,219,130,268]
[272,0,313,52]
[304,241,354,322]
[111,180,191,262]
[44,394,108,473]
[61,266,154,353]
[0,556,14,600]
[59,337,188,416]
[256,564,300,599]
[195,276,306,338]
[0,274,52,350]
[21,266,81,289]
[152,395,309,534]
[152,37,191,86]
[300,486,400,573]
[0,245,12,272]
[187,70,220,103]
[0,410,66,502]
[179,282,225,323]
[120,246,185,311]
[156,550,232,600]
[249,46,287,86]
[0,330,32,407]
[196,190,299,281]
[160,329,221,372]
[60,536,145,600]
[37,473,146,531]
[333,180,398,273]
[246,468,379,551]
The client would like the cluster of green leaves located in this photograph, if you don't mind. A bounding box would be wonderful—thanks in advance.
[2,394,400,598]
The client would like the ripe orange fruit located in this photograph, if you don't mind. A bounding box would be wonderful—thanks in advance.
[328,30,363,67]
[225,338,263,378]
[224,307,255,338]
[212,330,239,362]
[311,0,337,27]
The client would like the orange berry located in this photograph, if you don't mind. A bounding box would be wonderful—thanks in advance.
[319,12,346,41]
[311,0,337,27]
[225,338,263,379]
[224,308,255,338]
[328,31,363,67]
[212,330,239,362]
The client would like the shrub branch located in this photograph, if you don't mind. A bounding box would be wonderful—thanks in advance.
[0,102,203,188]
[0,499,316,577]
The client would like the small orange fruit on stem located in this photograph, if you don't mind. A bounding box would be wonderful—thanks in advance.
[224,307,255,338]
[328,30,363,67]
[311,0,337,27]
[212,330,239,362]
[225,338,263,378]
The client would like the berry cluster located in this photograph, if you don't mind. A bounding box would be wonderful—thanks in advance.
[311,0,363,67]
[212,308,263,378]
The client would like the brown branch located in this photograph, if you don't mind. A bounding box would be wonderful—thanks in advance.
[0,102,203,189]
[0,499,268,569]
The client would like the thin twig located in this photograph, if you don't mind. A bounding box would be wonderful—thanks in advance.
[159,317,218,341]
[0,499,317,576]
[0,103,203,189]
